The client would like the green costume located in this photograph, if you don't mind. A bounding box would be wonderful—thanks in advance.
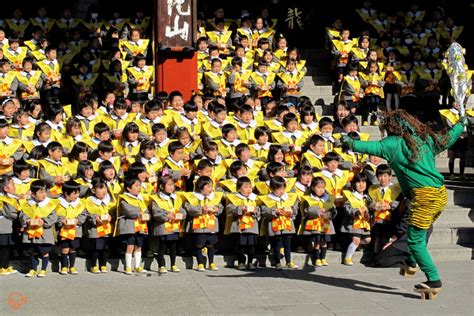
[343,122,464,283]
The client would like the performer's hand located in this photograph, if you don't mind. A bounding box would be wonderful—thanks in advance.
[340,135,355,149]
[459,116,469,126]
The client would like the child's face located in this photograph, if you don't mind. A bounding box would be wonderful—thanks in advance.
[2,102,16,118]
[273,186,286,197]
[131,31,140,42]
[3,179,15,194]
[137,59,146,68]
[147,110,160,121]
[130,103,141,113]
[326,160,338,172]
[368,51,377,61]
[53,112,63,124]
[239,182,252,196]
[236,167,248,178]
[277,39,287,49]
[103,168,116,180]
[49,148,63,161]
[273,150,284,163]
[299,173,312,186]
[215,111,227,124]
[257,133,269,145]
[186,110,197,120]
[238,148,251,162]
[287,62,296,72]
[23,62,33,72]
[78,151,88,161]
[143,148,155,159]
[19,169,30,180]
[85,168,94,179]
[303,114,314,124]
[453,102,460,110]
[1,64,10,73]
[369,156,381,165]
[65,191,79,202]
[171,96,184,111]
[311,141,325,155]
[19,113,30,126]
[224,130,237,142]
[99,151,113,161]
[360,38,369,49]
[286,120,298,133]
[164,179,175,194]
[211,62,222,73]
[313,183,326,196]
[206,149,218,160]
[38,129,51,142]
[341,30,350,40]
[201,183,213,196]
[10,42,19,50]
[46,50,57,60]
[355,180,367,193]
[235,48,244,58]
[194,97,203,109]
[113,107,126,117]
[81,105,93,117]
[198,166,213,177]
[178,133,191,145]
[98,131,111,141]
[0,126,8,138]
[402,62,412,71]
[369,64,378,73]
[198,41,208,51]
[30,105,42,118]
[154,129,167,143]
[171,148,184,161]
[378,173,391,187]
[277,110,289,121]
[127,131,139,142]
[320,125,333,135]
[70,124,81,137]
[349,69,358,77]
[344,122,358,133]
[127,180,141,196]
[138,171,148,182]
[258,65,267,73]
[32,189,47,202]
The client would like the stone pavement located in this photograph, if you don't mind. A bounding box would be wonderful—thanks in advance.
[1,260,473,315]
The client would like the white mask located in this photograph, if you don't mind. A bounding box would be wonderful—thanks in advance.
[322,132,332,138]
[405,39,413,45]
[91,13,98,19]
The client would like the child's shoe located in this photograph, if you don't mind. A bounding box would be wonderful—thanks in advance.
[315,259,323,267]
[171,266,180,273]
[60,267,69,275]
[69,267,78,275]
[275,263,282,271]
[286,262,299,269]
[344,258,353,266]
[0,268,7,276]
[321,259,329,266]
[37,270,47,277]
[135,267,145,273]
[197,264,206,272]
[5,267,17,275]
[91,266,100,274]
[124,267,133,275]
[248,263,256,270]
[100,266,108,273]
[209,263,219,271]
[237,263,246,270]
[158,267,168,274]
[25,270,37,277]
[363,121,369,126]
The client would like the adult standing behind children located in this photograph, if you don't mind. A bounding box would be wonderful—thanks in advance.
[341,109,468,295]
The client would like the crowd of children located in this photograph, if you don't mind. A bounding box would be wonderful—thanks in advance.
[329,1,472,126]
[0,4,472,279]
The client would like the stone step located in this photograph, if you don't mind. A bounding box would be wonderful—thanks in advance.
[446,186,474,205]
[435,206,474,225]
[8,244,473,274]
[430,223,474,245]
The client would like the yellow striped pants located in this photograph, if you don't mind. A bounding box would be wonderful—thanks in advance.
[408,186,447,229]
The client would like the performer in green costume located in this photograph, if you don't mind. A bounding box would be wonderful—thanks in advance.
[341,109,469,292]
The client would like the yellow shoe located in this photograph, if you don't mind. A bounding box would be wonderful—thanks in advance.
[37,270,47,277]
[25,269,37,277]
[158,267,168,274]
[125,267,133,275]
[60,267,69,275]
[197,264,205,272]
[279,247,284,255]
[69,267,78,275]
[202,247,207,255]
[373,121,379,126]
[5,267,18,275]
[286,262,299,269]
[171,265,180,273]
[0,268,7,276]
[100,266,108,273]
[315,259,323,267]
[321,259,328,266]
[363,121,369,126]
[91,266,100,274]
[209,263,219,271]
[135,267,145,273]
[344,258,353,266]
